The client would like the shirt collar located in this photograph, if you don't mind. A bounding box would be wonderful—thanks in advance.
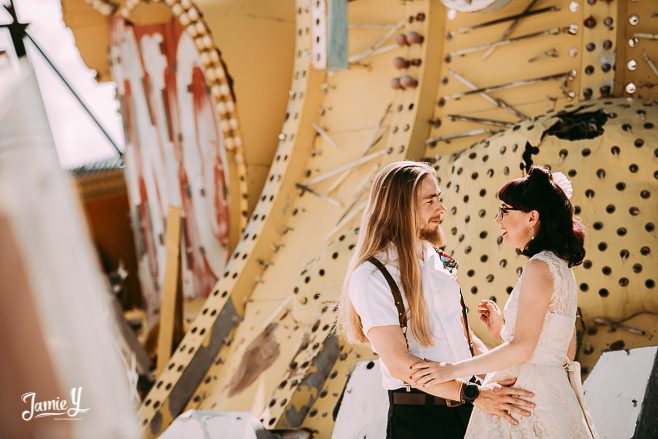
[422,241,439,263]
[380,241,437,264]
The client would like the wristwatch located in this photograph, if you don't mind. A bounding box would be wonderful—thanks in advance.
[460,382,480,404]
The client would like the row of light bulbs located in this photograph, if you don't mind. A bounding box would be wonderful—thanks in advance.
[85,0,248,221]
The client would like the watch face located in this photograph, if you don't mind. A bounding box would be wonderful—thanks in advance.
[464,384,480,399]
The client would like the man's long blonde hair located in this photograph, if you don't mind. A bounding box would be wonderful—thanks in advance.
[337,161,435,347]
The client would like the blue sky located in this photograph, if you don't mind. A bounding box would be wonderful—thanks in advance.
[0,0,124,168]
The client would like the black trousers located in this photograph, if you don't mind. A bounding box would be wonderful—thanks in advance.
[386,390,473,439]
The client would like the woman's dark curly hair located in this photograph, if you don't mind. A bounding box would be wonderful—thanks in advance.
[498,166,586,267]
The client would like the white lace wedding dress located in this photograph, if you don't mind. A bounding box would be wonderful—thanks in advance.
[465,251,598,439]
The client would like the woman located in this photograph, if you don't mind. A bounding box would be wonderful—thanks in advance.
[410,166,598,438]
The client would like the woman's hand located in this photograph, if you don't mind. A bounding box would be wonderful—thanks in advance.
[408,360,455,388]
[478,299,504,342]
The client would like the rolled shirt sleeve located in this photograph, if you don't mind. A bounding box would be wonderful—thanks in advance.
[348,262,404,337]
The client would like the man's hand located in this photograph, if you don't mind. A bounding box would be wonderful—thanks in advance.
[473,378,535,426]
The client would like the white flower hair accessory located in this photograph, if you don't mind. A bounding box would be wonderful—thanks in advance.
[552,172,573,199]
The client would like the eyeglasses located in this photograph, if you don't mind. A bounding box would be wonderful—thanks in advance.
[496,205,522,219]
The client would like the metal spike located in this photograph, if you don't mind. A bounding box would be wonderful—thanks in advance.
[444,71,576,101]
[642,51,658,79]
[295,183,343,207]
[425,128,500,146]
[633,32,658,41]
[456,5,561,34]
[348,19,405,63]
[312,123,339,149]
[482,0,541,60]
[448,69,528,120]
[447,114,514,127]
[303,149,386,186]
[326,104,391,193]
[528,48,559,63]
[450,27,572,58]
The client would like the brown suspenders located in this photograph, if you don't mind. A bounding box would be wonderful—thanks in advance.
[459,291,476,357]
[367,257,409,349]
[366,256,475,357]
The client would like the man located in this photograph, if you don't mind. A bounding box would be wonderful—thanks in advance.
[337,161,535,438]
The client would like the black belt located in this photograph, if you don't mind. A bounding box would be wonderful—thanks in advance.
[388,387,463,407]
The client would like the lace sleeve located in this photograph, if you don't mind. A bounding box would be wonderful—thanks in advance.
[527,251,577,317]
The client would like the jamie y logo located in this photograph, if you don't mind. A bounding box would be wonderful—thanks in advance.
[21,387,90,421]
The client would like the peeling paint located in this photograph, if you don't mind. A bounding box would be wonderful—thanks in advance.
[226,323,281,397]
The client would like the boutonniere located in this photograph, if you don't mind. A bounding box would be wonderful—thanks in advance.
[435,248,459,272]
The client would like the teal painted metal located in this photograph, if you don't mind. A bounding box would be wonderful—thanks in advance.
[327,0,347,70]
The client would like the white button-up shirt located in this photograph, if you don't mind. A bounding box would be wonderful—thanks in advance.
[349,241,473,390]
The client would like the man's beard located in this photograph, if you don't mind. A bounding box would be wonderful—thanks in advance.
[419,222,444,247]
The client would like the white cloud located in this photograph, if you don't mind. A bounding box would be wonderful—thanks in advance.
[0,0,124,168]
